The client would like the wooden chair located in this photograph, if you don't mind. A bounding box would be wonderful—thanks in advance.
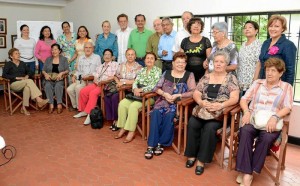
[3,77,39,115]
[263,117,290,185]
[181,97,240,168]
[145,94,191,154]
[118,84,155,140]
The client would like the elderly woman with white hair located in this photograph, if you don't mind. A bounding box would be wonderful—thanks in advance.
[204,22,238,74]
[184,51,239,175]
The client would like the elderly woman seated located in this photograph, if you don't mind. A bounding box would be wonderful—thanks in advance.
[42,43,69,114]
[114,52,161,143]
[3,48,48,115]
[74,49,119,125]
[106,48,142,131]
[235,58,293,186]
[144,52,196,159]
[184,51,240,175]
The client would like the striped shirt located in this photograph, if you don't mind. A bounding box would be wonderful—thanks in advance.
[242,79,293,116]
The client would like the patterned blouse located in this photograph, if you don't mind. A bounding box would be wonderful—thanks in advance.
[93,61,119,83]
[56,33,77,62]
[75,38,94,58]
[116,62,142,80]
[207,42,238,73]
[237,39,261,91]
[153,70,196,113]
[242,79,293,118]
[196,73,239,101]
[132,66,161,92]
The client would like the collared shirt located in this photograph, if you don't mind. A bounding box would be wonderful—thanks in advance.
[116,62,142,80]
[95,32,118,58]
[259,34,297,85]
[146,32,161,58]
[242,79,293,116]
[132,66,161,92]
[158,30,177,60]
[172,28,190,52]
[3,61,33,83]
[128,28,153,58]
[93,61,119,83]
[75,53,101,77]
[116,27,133,63]
[56,33,77,62]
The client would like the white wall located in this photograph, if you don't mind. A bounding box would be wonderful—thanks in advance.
[61,0,300,41]
[0,2,61,62]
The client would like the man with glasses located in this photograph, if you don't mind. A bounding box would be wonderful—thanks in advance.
[158,17,177,72]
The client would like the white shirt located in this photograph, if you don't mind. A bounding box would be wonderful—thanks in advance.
[115,26,132,63]
[14,38,37,64]
[75,53,101,77]
[172,28,190,52]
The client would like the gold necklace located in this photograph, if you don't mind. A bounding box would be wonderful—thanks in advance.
[173,76,181,90]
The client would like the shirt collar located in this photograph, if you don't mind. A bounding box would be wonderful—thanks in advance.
[260,79,285,90]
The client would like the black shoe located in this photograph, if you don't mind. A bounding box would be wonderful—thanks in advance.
[195,166,204,175]
[186,159,196,168]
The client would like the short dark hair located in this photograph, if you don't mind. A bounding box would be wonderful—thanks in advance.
[76,26,91,40]
[117,13,128,21]
[244,20,259,32]
[51,43,62,54]
[265,57,286,73]
[145,51,157,61]
[173,51,187,61]
[61,21,70,29]
[8,48,19,60]
[103,48,113,56]
[135,14,146,22]
[39,26,54,40]
[187,17,204,34]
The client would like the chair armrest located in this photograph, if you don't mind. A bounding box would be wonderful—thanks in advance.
[34,74,41,79]
[118,84,132,91]
[98,79,114,86]
[181,97,195,106]
[230,105,241,115]
[141,92,157,99]
[82,76,94,81]
[223,104,238,115]
[3,78,10,82]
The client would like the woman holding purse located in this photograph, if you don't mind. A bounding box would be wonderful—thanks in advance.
[236,57,293,186]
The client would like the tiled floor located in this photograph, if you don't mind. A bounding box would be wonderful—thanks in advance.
[0,98,300,186]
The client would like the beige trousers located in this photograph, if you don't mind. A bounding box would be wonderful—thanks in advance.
[67,80,88,109]
[10,79,42,107]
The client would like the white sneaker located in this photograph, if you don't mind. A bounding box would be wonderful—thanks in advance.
[73,112,87,118]
[236,173,243,184]
[83,115,91,125]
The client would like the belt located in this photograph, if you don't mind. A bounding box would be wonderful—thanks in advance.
[162,60,173,63]
[136,57,145,61]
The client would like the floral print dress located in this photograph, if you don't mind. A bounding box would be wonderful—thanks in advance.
[56,33,77,71]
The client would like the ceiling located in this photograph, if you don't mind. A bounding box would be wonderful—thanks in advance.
[0,0,72,7]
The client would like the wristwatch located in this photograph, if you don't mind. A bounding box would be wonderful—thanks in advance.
[272,114,280,121]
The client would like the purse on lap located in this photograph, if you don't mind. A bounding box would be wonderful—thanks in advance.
[125,83,145,102]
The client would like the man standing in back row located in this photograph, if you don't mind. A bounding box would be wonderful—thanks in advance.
[128,14,153,67]
[115,13,132,63]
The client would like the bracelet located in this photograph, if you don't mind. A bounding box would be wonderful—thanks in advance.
[272,114,280,121]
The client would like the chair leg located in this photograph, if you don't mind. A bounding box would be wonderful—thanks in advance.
[220,114,228,168]
[183,105,189,153]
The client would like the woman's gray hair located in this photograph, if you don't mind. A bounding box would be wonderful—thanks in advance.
[213,51,230,65]
[211,22,228,37]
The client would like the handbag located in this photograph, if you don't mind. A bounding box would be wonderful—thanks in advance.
[252,110,283,131]
[125,83,145,102]
[48,73,59,81]
[192,104,224,121]
[251,82,288,131]
[103,80,118,96]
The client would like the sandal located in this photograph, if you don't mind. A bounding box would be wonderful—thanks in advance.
[144,147,154,160]
[154,144,164,156]
[111,124,119,131]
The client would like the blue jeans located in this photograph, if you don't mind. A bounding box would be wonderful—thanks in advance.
[25,61,36,74]
[38,61,44,73]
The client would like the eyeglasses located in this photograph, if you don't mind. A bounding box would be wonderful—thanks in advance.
[212,31,220,35]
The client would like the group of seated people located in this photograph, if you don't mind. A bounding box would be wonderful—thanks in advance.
[2,13,296,186]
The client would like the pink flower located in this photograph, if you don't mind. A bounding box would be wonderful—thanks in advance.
[268,46,279,55]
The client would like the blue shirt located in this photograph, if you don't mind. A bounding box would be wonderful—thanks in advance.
[259,34,297,85]
[158,30,177,61]
[95,32,118,59]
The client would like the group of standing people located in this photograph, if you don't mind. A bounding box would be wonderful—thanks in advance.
[2,11,297,186]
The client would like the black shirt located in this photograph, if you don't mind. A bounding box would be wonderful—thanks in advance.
[2,61,33,83]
